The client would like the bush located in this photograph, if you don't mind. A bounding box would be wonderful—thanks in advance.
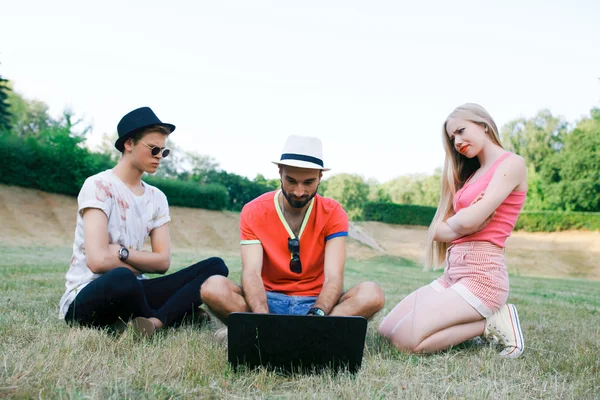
[197,170,275,211]
[0,132,228,210]
[362,202,437,226]
[1,130,114,195]
[144,177,228,210]
[515,211,600,232]
[362,201,600,232]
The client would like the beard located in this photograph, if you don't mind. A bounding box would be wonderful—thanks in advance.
[281,183,319,209]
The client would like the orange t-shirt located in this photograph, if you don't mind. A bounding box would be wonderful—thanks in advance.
[240,190,349,296]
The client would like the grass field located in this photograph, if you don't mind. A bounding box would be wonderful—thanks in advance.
[1,244,599,399]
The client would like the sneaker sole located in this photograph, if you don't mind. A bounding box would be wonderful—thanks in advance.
[500,304,524,358]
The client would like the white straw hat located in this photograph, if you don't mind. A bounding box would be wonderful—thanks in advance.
[272,135,330,171]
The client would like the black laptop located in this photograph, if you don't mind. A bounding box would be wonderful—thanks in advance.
[227,312,368,374]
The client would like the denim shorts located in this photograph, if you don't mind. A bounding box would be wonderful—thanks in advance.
[266,291,317,315]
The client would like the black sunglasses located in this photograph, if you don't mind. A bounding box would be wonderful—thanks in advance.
[288,237,302,274]
[138,140,171,158]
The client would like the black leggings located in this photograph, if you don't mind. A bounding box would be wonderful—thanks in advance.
[65,257,228,328]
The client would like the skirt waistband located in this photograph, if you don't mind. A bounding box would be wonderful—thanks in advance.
[448,241,504,255]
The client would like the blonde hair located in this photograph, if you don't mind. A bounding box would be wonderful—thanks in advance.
[425,103,503,268]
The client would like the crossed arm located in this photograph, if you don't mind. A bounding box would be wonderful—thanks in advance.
[433,156,527,243]
[82,208,171,275]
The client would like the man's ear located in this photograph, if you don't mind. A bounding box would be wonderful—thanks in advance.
[123,138,135,153]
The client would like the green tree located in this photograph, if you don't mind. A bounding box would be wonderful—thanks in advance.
[501,109,568,173]
[372,170,441,207]
[321,173,369,220]
[254,174,279,191]
[419,168,442,207]
[0,68,11,132]
[548,109,600,211]
[6,88,53,137]
[96,132,120,163]
[152,140,192,179]
[193,170,273,211]
[185,152,220,178]
[365,178,391,203]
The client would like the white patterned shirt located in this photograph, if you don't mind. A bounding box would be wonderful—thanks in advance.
[59,169,170,319]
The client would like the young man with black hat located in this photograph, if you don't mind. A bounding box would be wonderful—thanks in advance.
[59,107,228,336]
[201,135,385,340]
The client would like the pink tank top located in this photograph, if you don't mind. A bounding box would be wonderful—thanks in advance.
[452,152,527,248]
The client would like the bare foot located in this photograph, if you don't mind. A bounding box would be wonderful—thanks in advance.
[131,317,156,338]
[148,317,163,330]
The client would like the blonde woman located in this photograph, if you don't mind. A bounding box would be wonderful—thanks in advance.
[378,103,526,358]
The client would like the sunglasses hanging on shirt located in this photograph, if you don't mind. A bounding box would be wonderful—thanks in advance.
[288,237,302,274]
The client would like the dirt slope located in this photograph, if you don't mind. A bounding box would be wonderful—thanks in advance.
[1,184,598,280]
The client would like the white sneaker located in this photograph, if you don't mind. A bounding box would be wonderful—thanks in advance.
[484,304,524,359]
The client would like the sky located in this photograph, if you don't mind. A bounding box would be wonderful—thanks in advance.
[2,0,599,183]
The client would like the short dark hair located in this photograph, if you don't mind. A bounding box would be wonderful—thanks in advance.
[131,125,171,141]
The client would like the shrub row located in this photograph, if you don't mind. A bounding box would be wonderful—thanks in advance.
[362,201,600,232]
[515,211,600,232]
[1,132,110,196]
[144,176,228,210]
[0,133,228,210]
[362,202,437,226]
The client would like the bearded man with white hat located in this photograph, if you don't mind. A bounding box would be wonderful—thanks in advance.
[201,135,385,337]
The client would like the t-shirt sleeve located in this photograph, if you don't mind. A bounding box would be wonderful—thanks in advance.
[150,189,171,230]
[77,177,113,219]
[240,204,261,245]
[324,203,349,241]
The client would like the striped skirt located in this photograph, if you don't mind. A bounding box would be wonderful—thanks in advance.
[430,241,509,318]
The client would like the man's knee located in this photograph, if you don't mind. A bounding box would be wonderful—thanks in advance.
[200,275,232,304]
[106,266,137,280]
[105,267,140,293]
[357,281,385,311]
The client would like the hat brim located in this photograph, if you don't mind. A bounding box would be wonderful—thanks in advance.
[115,123,176,152]
[272,160,330,171]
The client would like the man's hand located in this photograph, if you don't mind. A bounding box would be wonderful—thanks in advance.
[82,242,140,275]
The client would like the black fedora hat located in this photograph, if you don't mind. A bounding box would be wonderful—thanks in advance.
[115,107,176,152]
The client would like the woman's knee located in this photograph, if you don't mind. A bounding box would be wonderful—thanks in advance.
[389,328,422,353]
[377,318,392,338]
